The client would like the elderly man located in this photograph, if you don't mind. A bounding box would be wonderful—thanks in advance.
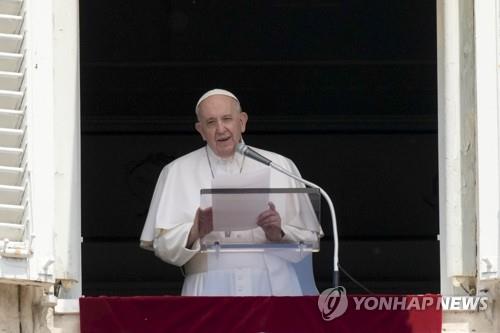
[140,89,320,296]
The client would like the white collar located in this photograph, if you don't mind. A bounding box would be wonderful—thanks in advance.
[205,142,244,166]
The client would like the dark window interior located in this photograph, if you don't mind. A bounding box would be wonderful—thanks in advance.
[81,0,438,295]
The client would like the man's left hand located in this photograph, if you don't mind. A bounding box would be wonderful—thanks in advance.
[257,202,284,242]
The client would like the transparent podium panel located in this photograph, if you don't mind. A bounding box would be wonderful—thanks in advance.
[198,188,322,296]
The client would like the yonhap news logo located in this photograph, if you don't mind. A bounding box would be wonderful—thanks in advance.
[317,286,348,321]
[318,286,488,321]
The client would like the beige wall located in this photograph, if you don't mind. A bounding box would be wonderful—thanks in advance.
[0,283,80,333]
[0,283,57,333]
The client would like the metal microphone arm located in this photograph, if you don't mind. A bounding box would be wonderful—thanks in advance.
[270,162,340,288]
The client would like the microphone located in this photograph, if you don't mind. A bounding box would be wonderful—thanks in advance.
[236,143,272,166]
[235,142,340,287]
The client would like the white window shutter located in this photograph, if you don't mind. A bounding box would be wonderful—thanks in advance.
[0,0,59,286]
[0,0,30,265]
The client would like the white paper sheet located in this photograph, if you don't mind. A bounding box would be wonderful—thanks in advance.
[211,168,270,232]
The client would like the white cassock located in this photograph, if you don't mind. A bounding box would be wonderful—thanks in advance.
[140,145,322,296]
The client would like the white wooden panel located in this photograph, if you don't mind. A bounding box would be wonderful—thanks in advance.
[0,71,22,90]
[0,222,23,240]
[0,203,23,223]
[53,0,81,294]
[0,108,22,128]
[0,184,23,204]
[0,52,22,72]
[0,165,22,185]
[436,0,477,295]
[475,0,500,281]
[0,128,22,148]
[0,89,22,109]
[0,14,22,34]
[27,0,57,284]
[0,147,22,167]
[0,33,22,53]
[0,0,23,16]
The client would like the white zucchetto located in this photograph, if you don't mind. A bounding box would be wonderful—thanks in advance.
[195,89,240,115]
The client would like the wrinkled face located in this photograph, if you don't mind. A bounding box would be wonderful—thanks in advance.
[195,95,248,158]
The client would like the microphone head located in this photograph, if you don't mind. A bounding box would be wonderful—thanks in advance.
[236,142,247,155]
[235,143,272,166]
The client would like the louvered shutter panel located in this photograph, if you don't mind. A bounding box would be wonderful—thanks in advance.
[0,0,80,291]
[0,0,30,262]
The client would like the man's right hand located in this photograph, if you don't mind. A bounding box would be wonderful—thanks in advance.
[186,207,213,248]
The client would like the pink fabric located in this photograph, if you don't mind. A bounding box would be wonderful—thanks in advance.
[80,295,441,333]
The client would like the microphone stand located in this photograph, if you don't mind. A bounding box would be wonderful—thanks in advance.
[270,162,340,288]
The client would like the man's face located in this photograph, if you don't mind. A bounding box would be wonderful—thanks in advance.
[195,95,248,158]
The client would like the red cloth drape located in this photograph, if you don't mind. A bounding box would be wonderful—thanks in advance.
[80,295,441,333]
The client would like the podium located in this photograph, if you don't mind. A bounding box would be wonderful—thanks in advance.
[192,187,323,296]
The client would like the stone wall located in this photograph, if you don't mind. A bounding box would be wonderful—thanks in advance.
[0,283,54,333]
